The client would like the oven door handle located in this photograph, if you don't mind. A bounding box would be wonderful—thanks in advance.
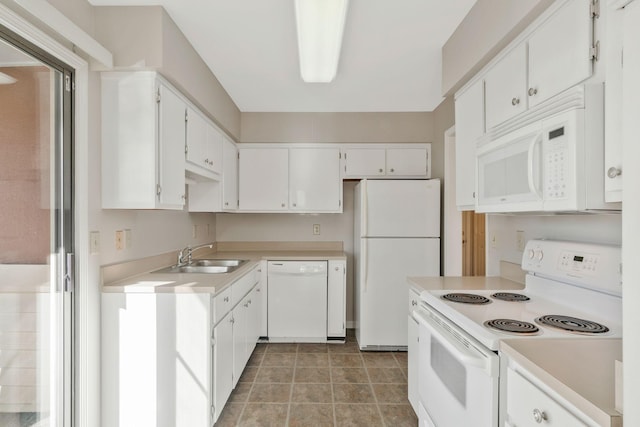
[413,309,492,373]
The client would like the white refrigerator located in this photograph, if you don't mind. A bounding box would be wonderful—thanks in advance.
[354,179,441,350]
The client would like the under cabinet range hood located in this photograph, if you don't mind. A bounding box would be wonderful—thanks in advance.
[475,84,621,214]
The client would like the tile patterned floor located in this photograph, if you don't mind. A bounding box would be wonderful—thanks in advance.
[214,333,417,427]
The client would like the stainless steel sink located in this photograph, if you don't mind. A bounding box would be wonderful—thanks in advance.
[153,259,247,274]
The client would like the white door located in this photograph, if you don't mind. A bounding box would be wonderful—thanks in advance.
[157,83,186,208]
[484,44,527,129]
[343,148,386,177]
[207,124,223,175]
[289,147,341,211]
[527,0,592,108]
[386,148,429,177]
[361,180,440,237]
[327,260,346,337]
[185,106,207,169]
[222,137,238,211]
[358,238,440,348]
[239,148,289,211]
[232,297,248,387]
[408,311,420,413]
[213,314,233,422]
[455,79,484,209]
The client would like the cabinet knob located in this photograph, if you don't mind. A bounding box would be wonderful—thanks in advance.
[607,167,622,179]
[511,97,520,106]
[224,296,229,302]
[335,266,340,271]
[411,300,417,306]
[532,409,547,423]
[528,87,538,96]
[378,168,384,173]
[225,202,229,206]
[293,203,297,207]
[281,203,286,207]
[389,168,395,173]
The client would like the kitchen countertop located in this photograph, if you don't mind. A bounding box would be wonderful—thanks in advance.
[102,250,346,295]
[407,276,525,293]
[501,338,623,427]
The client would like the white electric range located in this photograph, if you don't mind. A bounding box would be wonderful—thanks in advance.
[412,239,622,427]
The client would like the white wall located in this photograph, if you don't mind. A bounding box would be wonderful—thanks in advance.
[217,181,356,324]
[485,214,622,276]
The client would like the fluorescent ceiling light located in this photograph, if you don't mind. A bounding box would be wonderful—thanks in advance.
[0,71,17,85]
[295,0,349,83]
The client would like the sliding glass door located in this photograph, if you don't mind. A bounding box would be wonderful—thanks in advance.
[0,27,74,427]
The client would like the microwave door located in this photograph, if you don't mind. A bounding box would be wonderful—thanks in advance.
[476,131,543,213]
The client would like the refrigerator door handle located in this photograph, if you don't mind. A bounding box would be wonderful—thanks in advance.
[363,238,368,292]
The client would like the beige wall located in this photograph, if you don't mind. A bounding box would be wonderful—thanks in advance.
[240,112,434,143]
[442,0,554,95]
[94,6,241,139]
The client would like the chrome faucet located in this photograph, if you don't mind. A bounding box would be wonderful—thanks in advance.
[177,243,213,266]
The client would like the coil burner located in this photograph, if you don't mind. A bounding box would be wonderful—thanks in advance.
[441,293,491,305]
[535,315,609,334]
[490,292,530,302]
[484,319,540,334]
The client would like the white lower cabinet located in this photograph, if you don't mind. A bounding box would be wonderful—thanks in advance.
[327,260,346,338]
[212,312,234,422]
[506,367,587,427]
[102,265,262,427]
[407,288,420,414]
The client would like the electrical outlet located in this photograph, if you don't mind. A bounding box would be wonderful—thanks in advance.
[516,230,525,251]
[313,224,321,235]
[115,230,124,250]
[192,225,197,238]
[124,229,132,249]
[89,231,100,254]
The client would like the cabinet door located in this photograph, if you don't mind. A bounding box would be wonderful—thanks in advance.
[386,148,429,177]
[455,79,484,209]
[222,137,238,211]
[343,148,386,177]
[327,260,346,338]
[259,260,268,337]
[232,296,250,387]
[157,83,186,208]
[186,106,207,170]
[528,0,592,108]
[407,313,419,414]
[239,148,289,211]
[485,44,527,129]
[247,285,262,354]
[207,125,224,175]
[212,314,233,423]
[289,148,341,212]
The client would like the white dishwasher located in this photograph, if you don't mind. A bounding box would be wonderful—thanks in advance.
[267,261,328,342]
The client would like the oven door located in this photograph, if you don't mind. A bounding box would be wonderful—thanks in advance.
[413,305,500,427]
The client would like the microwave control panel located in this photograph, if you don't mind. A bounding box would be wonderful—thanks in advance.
[544,125,569,200]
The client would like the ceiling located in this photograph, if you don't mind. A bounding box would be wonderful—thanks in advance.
[88,0,476,112]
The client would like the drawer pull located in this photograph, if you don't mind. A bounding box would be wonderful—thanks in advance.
[411,300,417,306]
[533,408,547,423]
[224,296,229,302]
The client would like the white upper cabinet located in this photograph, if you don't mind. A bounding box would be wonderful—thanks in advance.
[185,107,222,179]
[102,72,186,209]
[289,147,342,212]
[239,147,289,211]
[238,145,343,213]
[527,0,593,108]
[454,79,484,210]
[484,0,595,130]
[343,148,386,177]
[222,137,239,211]
[484,44,528,130]
[157,85,187,208]
[342,144,431,179]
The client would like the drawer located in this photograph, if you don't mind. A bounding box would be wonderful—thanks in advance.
[506,368,587,427]
[231,265,259,306]
[213,286,233,325]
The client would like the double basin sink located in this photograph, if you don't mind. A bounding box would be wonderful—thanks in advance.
[154,259,247,274]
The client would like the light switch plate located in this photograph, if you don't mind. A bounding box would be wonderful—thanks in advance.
[90,231,100,254]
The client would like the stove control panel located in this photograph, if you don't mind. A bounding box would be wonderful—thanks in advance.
[522,240,621,295]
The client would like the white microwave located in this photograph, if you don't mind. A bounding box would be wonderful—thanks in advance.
[476,86,619,213]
